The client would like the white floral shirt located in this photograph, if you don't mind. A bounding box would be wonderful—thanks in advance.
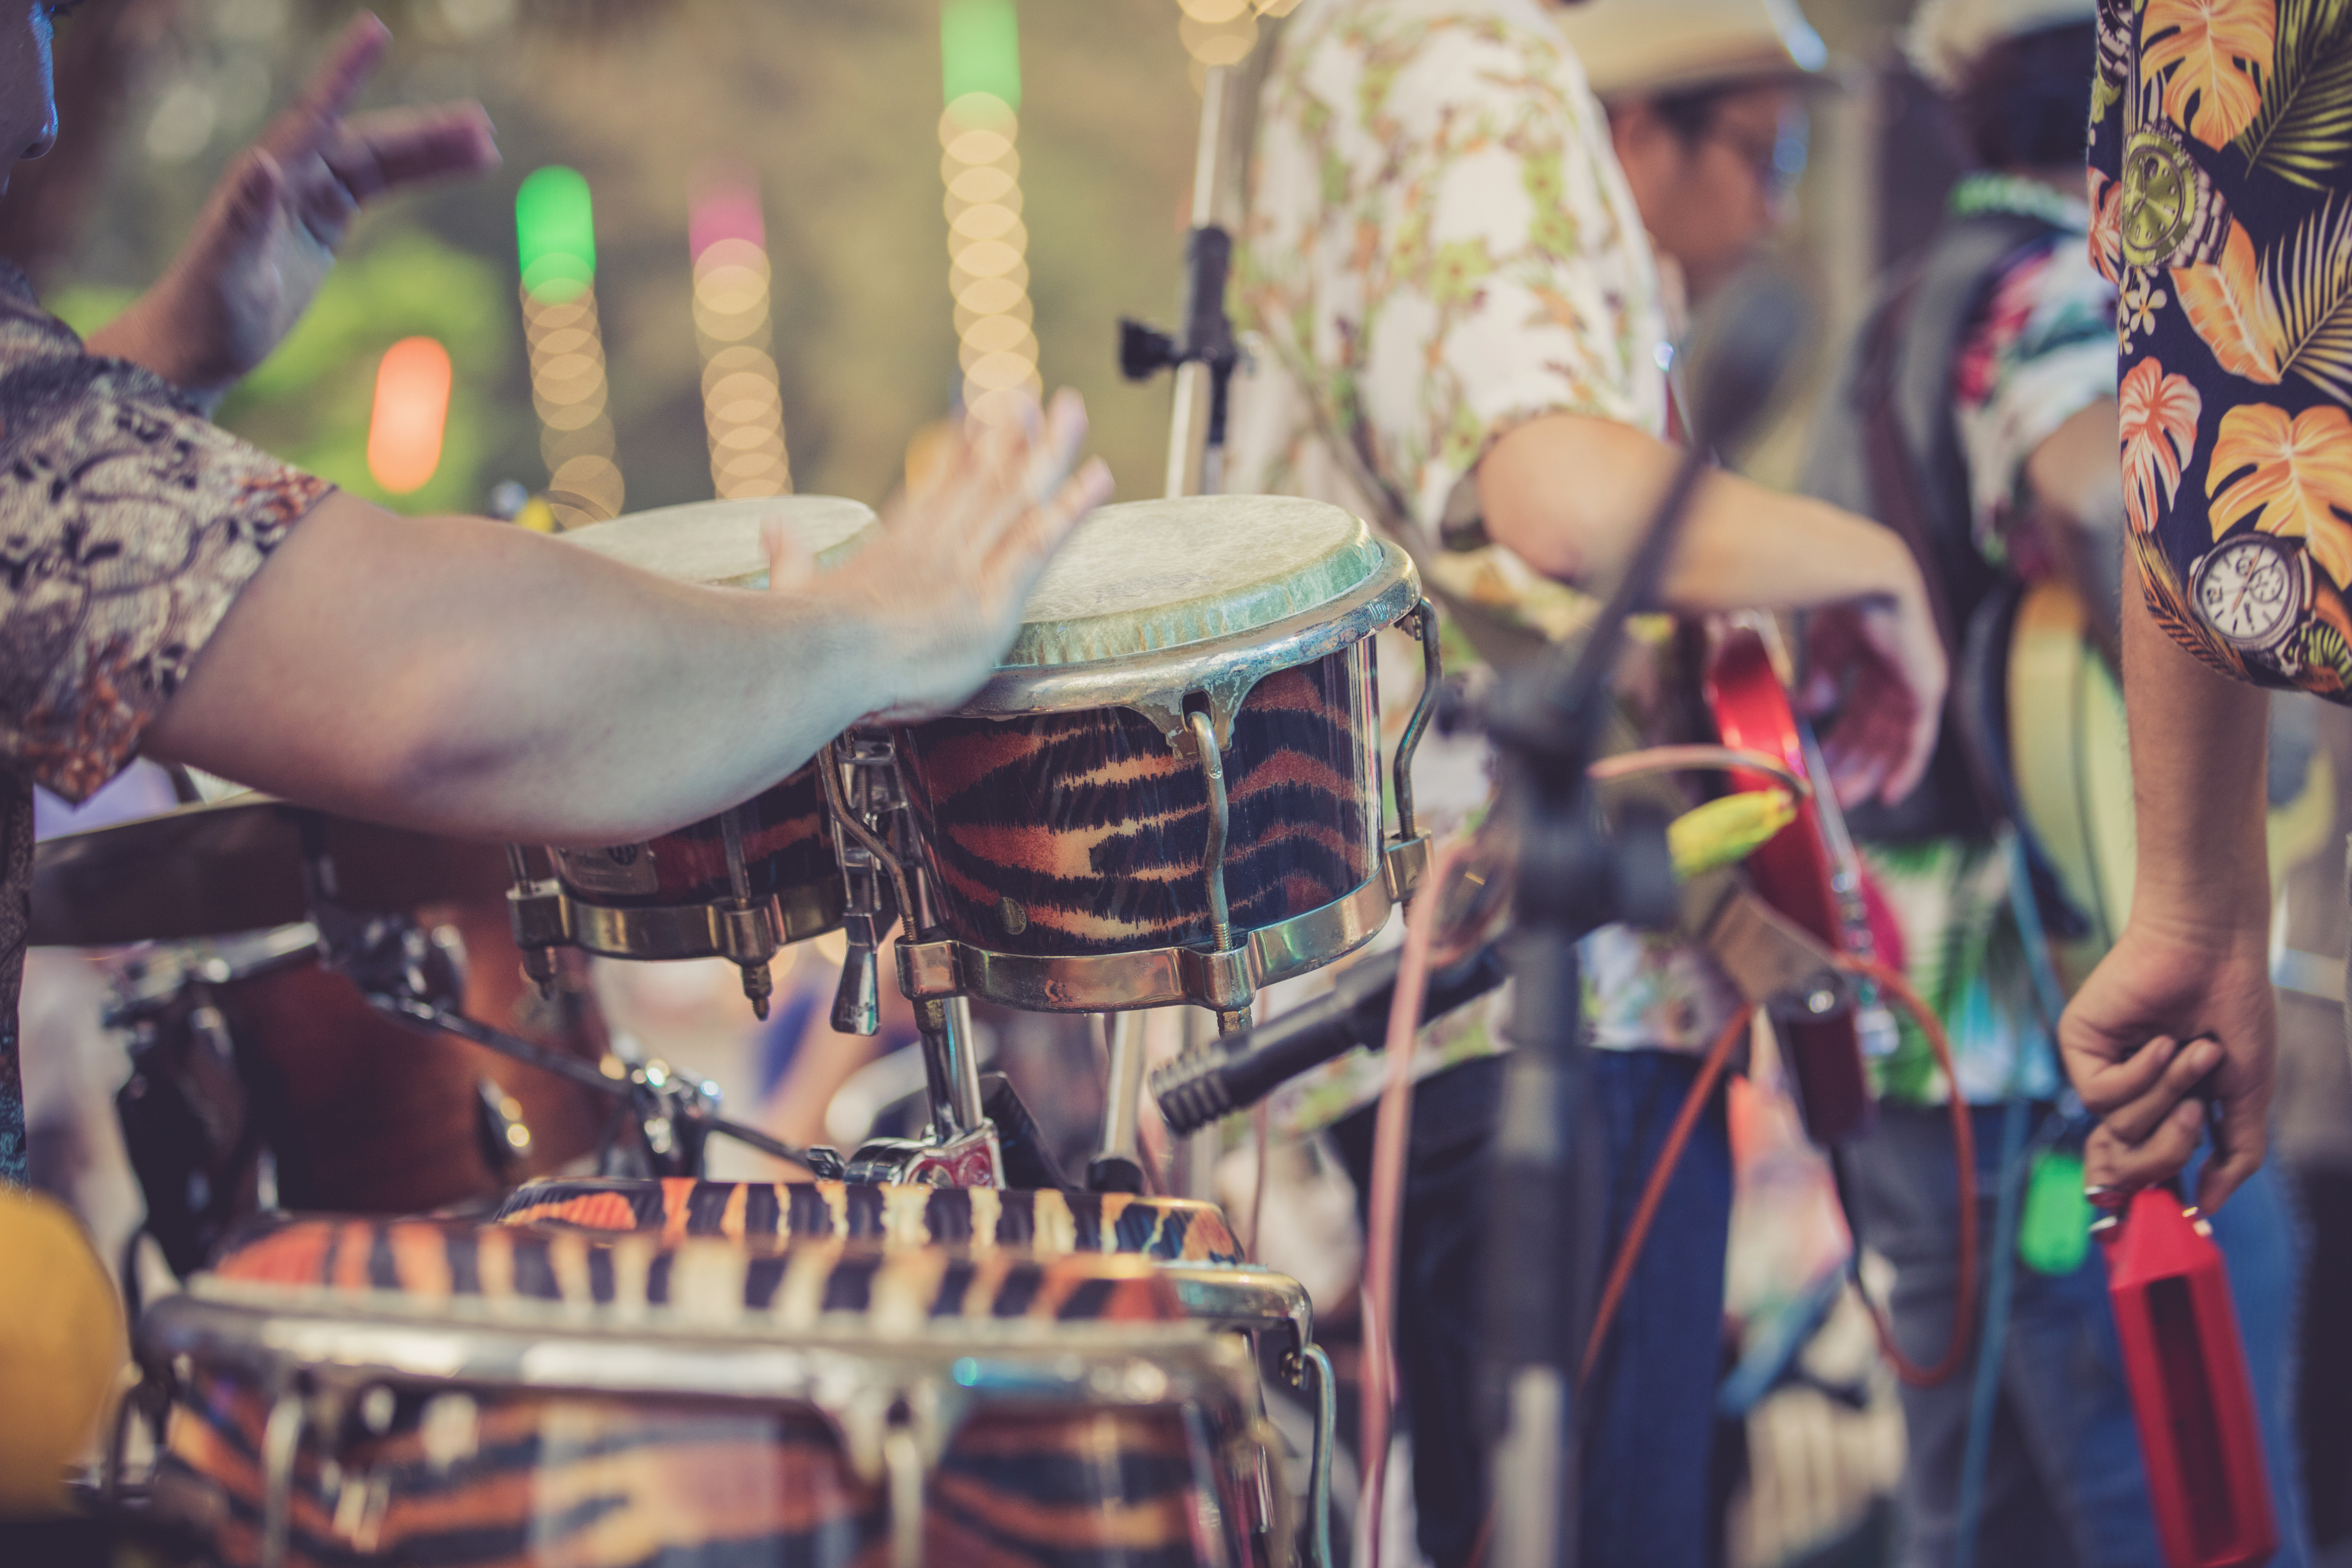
[1231,0,1742,1134]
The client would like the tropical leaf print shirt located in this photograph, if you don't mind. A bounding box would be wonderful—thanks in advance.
[2092,0,2352,697]
[0,260,331,1184]
[1228,0,1742,1132]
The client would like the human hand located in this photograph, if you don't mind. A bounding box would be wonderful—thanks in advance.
[2060,914,2275,1213]
[88,14,496,404]
[807,389,1113,721]
[1800,578,1945,809]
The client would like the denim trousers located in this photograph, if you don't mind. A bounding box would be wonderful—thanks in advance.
[1848,1103,2310,1568]
[1332,1047,1735,1568]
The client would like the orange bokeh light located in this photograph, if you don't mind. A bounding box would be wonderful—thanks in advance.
[367,337,453,495]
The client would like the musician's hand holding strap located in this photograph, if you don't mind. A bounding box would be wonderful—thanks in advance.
[2058,562,2274,1214]
[1478,408,1947,807]
[84,13,498,412]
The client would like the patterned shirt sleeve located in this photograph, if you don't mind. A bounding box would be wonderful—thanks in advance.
[2093,0,2352,701]
[1952,229,2119,560]
[1237,0,1669,536]
[0,262,333,801]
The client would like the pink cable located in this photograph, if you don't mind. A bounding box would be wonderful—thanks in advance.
[1358,837,1470,1568]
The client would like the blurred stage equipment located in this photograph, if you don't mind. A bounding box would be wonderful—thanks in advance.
[940,0,1041,426]
[689,169,793,499]
[516,165,624,528]
[364,336,453,497]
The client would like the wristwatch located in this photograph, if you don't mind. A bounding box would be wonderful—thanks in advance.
[2190,531,2311,667]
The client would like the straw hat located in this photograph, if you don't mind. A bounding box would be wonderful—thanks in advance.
[1553,0,1830,100]
[1906,0,2098,89]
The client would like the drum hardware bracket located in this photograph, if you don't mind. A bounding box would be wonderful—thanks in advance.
[717,806,775,1018]
[825,732,913,1037]
[357,989,822,1176]
[502,880,804,975]
[1185,708,1252,1034]
[1295,1343,1338,1568]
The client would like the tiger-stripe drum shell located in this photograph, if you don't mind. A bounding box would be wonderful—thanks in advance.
[898,646,1379,957]
[141,1216,1283,1568]
[494,1176,1246,1263]
[893,496,1423,1008]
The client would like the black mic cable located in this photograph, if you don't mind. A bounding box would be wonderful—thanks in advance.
[1150,936,1510,1136]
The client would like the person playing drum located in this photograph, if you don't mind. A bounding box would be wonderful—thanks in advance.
[0,9,1114,1189]
[1226,0,1946,1562]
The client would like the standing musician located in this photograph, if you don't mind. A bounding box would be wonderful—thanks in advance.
[0,9,1113,1188]
[1805,3,2309,1562]
[1228,0,1945,1562]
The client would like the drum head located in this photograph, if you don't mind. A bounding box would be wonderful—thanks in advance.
[557,496,877,588]
[1005,495,1386,668]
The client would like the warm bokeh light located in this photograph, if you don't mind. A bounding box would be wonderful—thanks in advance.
[691,170,792,499]
[940,0,1038,426]
[516,166,622,527]
[364,336,453,495]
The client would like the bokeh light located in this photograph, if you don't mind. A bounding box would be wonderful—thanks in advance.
[940,0,1038,427]
[691,170,792,499]
[364,336,452,495]
[516,166,622,527]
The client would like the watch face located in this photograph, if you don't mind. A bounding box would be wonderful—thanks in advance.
[2196,535,2301,649]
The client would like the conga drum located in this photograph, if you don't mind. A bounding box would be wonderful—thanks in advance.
[134,1215,1289,1567]
[506,498,880,1015]
[887,496,1436,1021]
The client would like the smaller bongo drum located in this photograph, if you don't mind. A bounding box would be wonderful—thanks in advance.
[506,498,880,1015]
[132,1216,1289,1568]
[888,496,1437,1019]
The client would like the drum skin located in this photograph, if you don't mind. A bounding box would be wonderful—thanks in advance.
[550,760,835,910]
[154,1219,1259,1568]
[897,644,1381,957]
[494,1176,1247,1263]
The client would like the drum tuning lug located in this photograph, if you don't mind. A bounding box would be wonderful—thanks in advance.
[739,961,774,1020]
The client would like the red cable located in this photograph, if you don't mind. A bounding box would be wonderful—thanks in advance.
[1579,954,1978,1391]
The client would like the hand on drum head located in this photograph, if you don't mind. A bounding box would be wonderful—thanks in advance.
[811,389,1114,723]
[1799,594,1945,808]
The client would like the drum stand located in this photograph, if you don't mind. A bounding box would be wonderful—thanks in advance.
[288,821,825,1180]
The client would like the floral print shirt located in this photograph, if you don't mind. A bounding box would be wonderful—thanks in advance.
[2091,0,2352,698]
[0,260,330,1184]
[1229,0,1742,1137]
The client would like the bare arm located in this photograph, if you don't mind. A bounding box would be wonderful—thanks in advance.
[2058,559,2274,1211]
[143,393,1113,845]
[1477,410,1945,805]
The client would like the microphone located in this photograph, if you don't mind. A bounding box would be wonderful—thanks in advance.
[1151,937,1510,1135]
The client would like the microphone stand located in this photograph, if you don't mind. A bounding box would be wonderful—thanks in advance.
[1476,271,1810,1568]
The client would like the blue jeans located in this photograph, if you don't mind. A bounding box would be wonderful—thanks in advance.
[1849,1104,2310,1568]
[1332,1047,1734,1568]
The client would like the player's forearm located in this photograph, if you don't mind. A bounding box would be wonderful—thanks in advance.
[144,496,889,842]
[1479,410,1925,616]
[2119,560,2270,933]
[85,290,231,415]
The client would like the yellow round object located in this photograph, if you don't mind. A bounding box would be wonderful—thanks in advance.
[0,1186,123,1516]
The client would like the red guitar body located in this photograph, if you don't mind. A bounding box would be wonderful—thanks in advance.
[1703,627,1879,1146]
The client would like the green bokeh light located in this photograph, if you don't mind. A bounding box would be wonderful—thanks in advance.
[940,0,1020,113]
[516,166,596,302]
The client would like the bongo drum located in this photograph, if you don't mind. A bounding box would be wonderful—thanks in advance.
[887,496,1436,1019]
[133,1216,1288,1568]
[505,498,880,1015]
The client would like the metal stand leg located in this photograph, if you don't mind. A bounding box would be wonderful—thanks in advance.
[1089,1011,1150,1193]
